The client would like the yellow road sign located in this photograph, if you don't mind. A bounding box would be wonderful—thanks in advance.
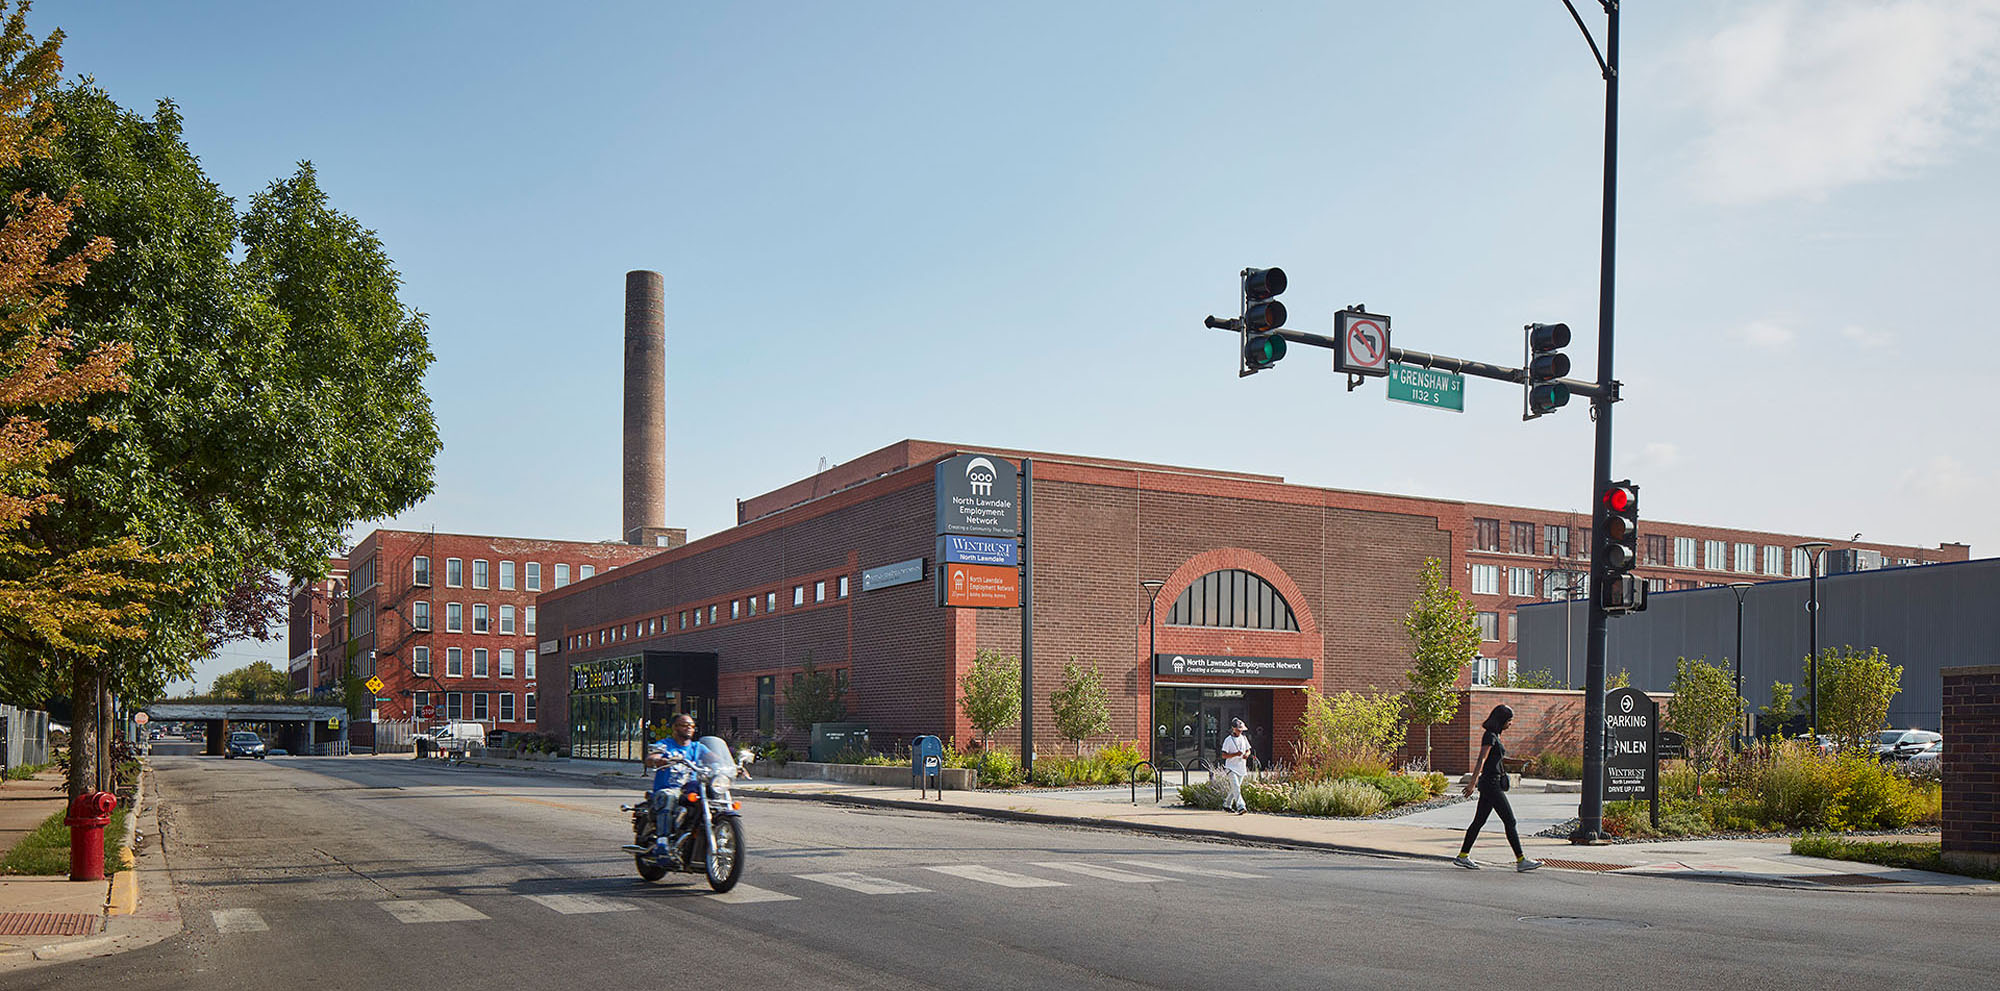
[365,676,384,694]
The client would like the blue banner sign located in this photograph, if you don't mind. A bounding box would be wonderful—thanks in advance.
[939,534,1019,567]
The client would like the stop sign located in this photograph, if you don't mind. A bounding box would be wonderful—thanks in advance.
[134,711,149,725]
[422,705,437,718]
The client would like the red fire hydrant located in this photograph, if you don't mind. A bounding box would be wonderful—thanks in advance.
[65,791,118,882]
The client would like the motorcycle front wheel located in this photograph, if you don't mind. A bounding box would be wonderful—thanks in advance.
[634,820,666,882]
[706,815,743,892]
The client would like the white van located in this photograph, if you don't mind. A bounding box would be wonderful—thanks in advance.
[414,721,488,756]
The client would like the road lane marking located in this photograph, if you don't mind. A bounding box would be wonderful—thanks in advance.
[1114,859,1269,879]
[708,883,799,904]
[211,908,268,933]
[924,865,1069,888]
[794,872,930,895]
[523,893,637,915]
[377,899,490,923]
[1031,862,1177,883]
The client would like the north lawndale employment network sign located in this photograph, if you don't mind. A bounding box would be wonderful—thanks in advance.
[934,454,1019,537]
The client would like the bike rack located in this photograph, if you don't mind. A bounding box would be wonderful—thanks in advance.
[1127,761,1156,805]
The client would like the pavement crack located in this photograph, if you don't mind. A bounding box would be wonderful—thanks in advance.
[313,847,399,897]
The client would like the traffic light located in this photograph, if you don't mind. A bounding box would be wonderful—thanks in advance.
[1523,322,1571,419]
[1600,480,1645,613]
[1240,267,1288,375]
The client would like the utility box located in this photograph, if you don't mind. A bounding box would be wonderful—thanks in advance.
[810,723,870,762]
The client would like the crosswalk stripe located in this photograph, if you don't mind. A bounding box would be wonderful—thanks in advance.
[925,865,1069,888]
[212,908,268,933]
[708,883,800,905]
[523,893,637,915]
[795,871,930,895]
[1031,861,1177,883]
[377,899,490,923]
[1114,859,1269,879]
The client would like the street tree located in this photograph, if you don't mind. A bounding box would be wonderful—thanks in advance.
[1050,656,1110,756]
[1814,646,1902,752]
[1,73,439,798]
[1664,656,1739,791]
[783,653,846,735]
[1402,557,1478,767]
[958,648,1020,752]
[210,660,291,702]
[1759,681,1800,738]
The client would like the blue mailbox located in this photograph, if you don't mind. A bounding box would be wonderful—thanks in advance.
[912,735,944,799]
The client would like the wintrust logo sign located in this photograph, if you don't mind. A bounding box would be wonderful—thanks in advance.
[935,453,1019,537]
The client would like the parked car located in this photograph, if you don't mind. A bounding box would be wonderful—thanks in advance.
[1870,729,1942,761]
[1905,739,1944,768]
[225,731,268,759]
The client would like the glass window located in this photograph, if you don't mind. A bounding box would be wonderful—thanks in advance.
[525,692,536,723]
[413,556,431,586]
[524,606,536,636]
[839,576,849,598]
[1704,540,1727,571]
[1734,542,1756,573]
[473,648,489,677]
[446,558,463,587]
[524,650,536,679]
[731,600,740,620]
[1644,535,1670,567]
[472,693,489,720]
[414,690,429,715]
[473,604,489,634]
[678,611,687,629]
[1470,564,1500,596]
[498,604,514,635]
[1510,522,1536,555]
[693,610,702,627]
[708,605,717,623]
[579,564,595,581]
[499,560,515,590]
[746,598,756,617]
[1544,525,1571,559]
[446,692,463,720]
[1473,518,1501,552]
[413,600,431,631]
[1793,547,1812,577]
[1476,611,1498,641]
[499,649,515,678]
[555,563,571,588]
[1675,537,1696,568]
[446,647,463,677]
[1507,567,1536,596]
[1164,569,1300,630]
[473,559,489,589]
[815,580,827,603]
[766,592,777,612]
[794,586,805,606]
[1763,545,1784,576]
[499,693,515,722]
[1506,613,1518,643]
[524,562,540,591]
[413,646,431,676]
[446,602,463,633]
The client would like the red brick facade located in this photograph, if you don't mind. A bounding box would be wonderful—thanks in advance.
[288,558,346,695]
[1414,687,1670,775]
[1942,664,2000,872]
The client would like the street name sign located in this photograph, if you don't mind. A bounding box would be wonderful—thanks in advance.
[1385,363,1464,412]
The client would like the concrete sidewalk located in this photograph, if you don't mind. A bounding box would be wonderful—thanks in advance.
[0,768,173,974]
[447,752,1996,894]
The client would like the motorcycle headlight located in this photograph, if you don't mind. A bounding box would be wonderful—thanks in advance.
[708,779,732,803]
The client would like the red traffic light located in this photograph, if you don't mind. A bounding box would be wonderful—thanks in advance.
[1603,485,1634,513]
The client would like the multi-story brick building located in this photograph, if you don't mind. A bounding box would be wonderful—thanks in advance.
[537,439,1966,767]
[288,558,347,696]
[303,531,673,736]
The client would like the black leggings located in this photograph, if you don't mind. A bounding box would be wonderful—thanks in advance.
[1461,785,1522,858]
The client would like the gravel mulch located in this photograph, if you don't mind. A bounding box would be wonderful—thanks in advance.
[1533,816,1942,843]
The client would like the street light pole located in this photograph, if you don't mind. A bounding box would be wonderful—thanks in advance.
[1141,580,1166,761]
[1794,541,1830,739]
[1727,582,1752,750]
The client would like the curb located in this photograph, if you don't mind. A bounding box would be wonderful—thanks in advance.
[107,768,146,915]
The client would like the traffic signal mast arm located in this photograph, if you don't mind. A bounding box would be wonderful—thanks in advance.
[1200,318,1617,401]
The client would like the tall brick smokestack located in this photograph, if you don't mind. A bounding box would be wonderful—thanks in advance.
[623,270,667,546]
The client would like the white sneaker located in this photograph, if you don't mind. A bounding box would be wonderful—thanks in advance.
[1452,854,1480,870]
[1517,858,1544,873]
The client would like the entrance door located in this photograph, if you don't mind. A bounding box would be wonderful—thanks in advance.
[1154,688,1257,768]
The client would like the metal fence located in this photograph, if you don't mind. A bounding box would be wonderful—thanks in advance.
[369,718,417,754]
[1,704,52,772]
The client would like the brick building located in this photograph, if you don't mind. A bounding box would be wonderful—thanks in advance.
[302,531,673,735]
[288,557,347,696]
[532,439,1963,766]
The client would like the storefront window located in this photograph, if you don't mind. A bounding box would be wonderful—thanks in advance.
[569,656,645,760]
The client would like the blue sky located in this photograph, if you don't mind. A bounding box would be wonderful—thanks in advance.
[46,1,2000,692]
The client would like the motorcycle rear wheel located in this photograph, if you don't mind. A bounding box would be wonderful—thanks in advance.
[706,816,744,892]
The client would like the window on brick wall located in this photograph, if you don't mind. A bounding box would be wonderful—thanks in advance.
[413,600,431,631]
[1164,569,1300,630]
[1644,535,1670,567]
[499,604,515,635]
[839,576,849,598]
[499,649,514,678]
[1476,611,1498,641]
[446,558,463,587]
[473,604,489,634]
[1763,545,1784,576]
[1473,518,1501,552]
[555,563,570,588]
[1470,565,1499,595]
[413,646,431,677]
[473,648,489,678]
[1506,612,1518,643]
[499,560,515,590]
[524,650,536,679]
[499,692,515,722]
[1545,525,1571,559]
[1510,522,1536,555]
[525,562,540,591]
[446,603,462,633]
[447,647,463,677]
[413,556,431,586]
[1704,540,1726,571]
[472,559,489,589]
[525,692,536,723]
[471,693,489,720]
[1734,542,1756,573]
[1507,567,1536,596]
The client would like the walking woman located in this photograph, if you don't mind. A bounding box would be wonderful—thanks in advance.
[1454,704,1542,872]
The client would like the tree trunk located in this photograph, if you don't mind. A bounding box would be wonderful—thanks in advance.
[1425,724,1433,768]
[66,659,99,800]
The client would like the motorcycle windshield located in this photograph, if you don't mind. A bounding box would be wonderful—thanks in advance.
[697,736,736,774]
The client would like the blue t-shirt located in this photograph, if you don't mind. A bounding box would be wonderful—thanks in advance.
[649,738,707,792]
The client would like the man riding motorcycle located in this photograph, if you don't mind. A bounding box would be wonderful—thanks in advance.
[643,714,706,863]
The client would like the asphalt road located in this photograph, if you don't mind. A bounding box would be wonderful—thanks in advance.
[19,755,1997,990]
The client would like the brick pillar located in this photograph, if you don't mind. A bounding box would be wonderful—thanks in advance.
[1942,665,2000,874]
[1271,687,1307,765]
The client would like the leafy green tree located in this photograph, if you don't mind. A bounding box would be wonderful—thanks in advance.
[1299,686,1407,775]
[1510,668,1564,690]
[1401,557,1479,767]
[1607,668,1631,689]
[1,75,438,797]
[1815,646,1902,752]
[1050,656,1110,756]
[1759,681,1799,738]
[958,648,1020,751]
[210,660,291,702]
[783,653,847,733]
[1664,656,1739,790]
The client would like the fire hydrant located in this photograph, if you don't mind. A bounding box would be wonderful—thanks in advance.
[65,790,118,882]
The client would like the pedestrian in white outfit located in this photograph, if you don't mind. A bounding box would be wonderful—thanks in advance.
[1220,718,1252,814]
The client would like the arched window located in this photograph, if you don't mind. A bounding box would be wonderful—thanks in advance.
[1165,569,1298,631]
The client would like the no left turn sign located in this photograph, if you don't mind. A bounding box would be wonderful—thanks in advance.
[1334,310,1392,376]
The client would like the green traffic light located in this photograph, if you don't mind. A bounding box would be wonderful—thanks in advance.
[1528,382,1569,413]
[1245,333,1287,369]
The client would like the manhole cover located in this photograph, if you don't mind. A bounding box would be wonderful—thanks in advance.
[0,912,102,936]
[1540,858,1636,873]
[1519,916,1651,931]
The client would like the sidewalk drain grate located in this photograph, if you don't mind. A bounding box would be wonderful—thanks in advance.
[0,911,103,936]
[1789,873,1907,886]
[1539,858,1635,873]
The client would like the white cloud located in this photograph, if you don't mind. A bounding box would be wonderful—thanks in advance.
[1633,442,1683,474]
[1735,319,1797,350]
[1896,454,1987,501]
[1840,324,1895,349]
[1676,1,2000,204]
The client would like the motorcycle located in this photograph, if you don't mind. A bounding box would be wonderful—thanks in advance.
[621,736,755,892]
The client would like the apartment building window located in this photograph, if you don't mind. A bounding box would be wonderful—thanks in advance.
[1506,613,1518,643]
[839,576,849,598]
[1763,545,1784,576]
[412,601,431,631]
[470,559,487,589]
[447,647,463,677]
[1471,564,1500,595]
[499,693,515,722]
[555,564,570,588]
[414,690,429,715]
[1643,535,1669,567]
[766,592,777,612]
[499,561,515,590]
[747,597,757,617]
[1793,547,1812,578]
[1703,540,1726,571]
[413,646,431,677]
[793,586,805,606]
[446,692,463,720]
[446,558,463,587]
[1476,611,1499,641]
[524,650,536,679]
[413,556,431,586]
[1675,537,1696,568]
[446,603,463,633]
[473,604,490,634]
[815,580,827,603]
[1544,525,1571,559]
[579,564,595,581]
[1473,518,1501,552]
[693,609,701,627]
[524,606,536,636]
[1544,571,1576,599]
[678,611,687,630]
[708,605,718,623]
[1509,522,1536,555]
[1730,542,1754,573]
[499,649,515,678]
[1507,567,1536,596]
[471,693,489,721]
[731,600,740,620]
[1647,577,1667,592]
[757,676,775,737]
[525,562,541,591]
[473,648,489,678]
[499,604,516,635]
[525,693,536,723]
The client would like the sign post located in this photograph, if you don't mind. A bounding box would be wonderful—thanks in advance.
[1602,687,1659,830]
